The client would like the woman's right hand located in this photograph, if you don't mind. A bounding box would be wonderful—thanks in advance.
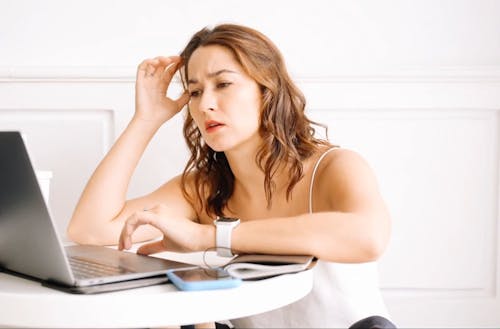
[118,204,214,254]
[134,55,190,125]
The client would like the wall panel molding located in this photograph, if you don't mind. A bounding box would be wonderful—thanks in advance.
[0,107,115,238]
[307,107,499,299]
[1,66,500,83]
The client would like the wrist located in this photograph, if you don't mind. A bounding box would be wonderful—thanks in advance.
[199,224,216,252]
[130,114,164,133]
[214,217,240,257]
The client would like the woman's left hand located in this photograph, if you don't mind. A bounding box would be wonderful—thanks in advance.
[118,204,212,255]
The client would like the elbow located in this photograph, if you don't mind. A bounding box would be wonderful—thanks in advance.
[66,223,86,245]
[360,220,391,262]
[315,233,389,263]
[360,237,387,262]
[66,221,100,246]
[310,212,391,263]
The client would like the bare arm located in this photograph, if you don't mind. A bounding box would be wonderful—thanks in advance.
[67,56,190,245]
[119,149,391,263]
[232,149,391,262]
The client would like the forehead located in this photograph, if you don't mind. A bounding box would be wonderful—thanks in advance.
[187,45,242,77]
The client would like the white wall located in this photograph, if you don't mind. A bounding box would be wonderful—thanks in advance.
[1,0,499,327]
[3,0,500,70]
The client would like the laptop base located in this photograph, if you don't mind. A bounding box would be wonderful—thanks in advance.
[43,275,170,294]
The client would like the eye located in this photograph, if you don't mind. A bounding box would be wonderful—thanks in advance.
[216,82,232,89]
[189,89,201,98]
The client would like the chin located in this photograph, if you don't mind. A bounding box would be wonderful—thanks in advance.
[204,134,260,154]
[204,139,231,153]
[207,144,232,153]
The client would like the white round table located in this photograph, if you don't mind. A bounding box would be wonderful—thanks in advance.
[0,251,313,328]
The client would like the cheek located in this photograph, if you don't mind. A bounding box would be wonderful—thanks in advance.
[236,106,261,134]
[188,107,204,132]
[233,87,262,117]
[242,97,262,126]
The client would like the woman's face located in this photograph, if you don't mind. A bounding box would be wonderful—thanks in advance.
[186,45,262,153]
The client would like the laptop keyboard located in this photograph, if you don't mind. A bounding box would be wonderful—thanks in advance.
[69,256,132,279]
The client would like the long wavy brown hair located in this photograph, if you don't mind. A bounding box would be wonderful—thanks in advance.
[179,24,330,218]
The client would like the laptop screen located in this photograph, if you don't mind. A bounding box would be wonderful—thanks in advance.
[0,131,75,284]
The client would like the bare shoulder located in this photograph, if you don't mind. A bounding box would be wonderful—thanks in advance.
[312,147,383,211]
[316,147,373,176]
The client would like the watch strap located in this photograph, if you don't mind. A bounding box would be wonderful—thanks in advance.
[215,218,240,257]
[216,222,234,257]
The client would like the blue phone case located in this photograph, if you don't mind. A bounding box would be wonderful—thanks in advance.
[166,267,242,291]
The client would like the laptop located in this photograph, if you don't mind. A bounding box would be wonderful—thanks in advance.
[0,131,192,293]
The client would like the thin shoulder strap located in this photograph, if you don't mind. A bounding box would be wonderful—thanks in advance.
[309,147,338,214]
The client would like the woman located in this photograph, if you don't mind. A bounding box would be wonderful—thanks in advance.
[67,24,395,328]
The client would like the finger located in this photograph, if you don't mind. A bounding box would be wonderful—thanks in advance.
[175,91,190,110]
[160,62,179,88]
[137,59,151,77]
[148,58,161,76]
[136,240,167,256]
[156,55,181,67]
[159,58,182,88]
[119,218,137,251]
[118,212,156,250]
[156,55,181,66]
[119,216,143,250]
[137,58,159,78]
[155,56,180,74]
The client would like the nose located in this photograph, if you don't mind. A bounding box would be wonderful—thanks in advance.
[198,90,216,113]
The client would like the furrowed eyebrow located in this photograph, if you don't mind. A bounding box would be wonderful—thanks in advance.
[187,69,238,85]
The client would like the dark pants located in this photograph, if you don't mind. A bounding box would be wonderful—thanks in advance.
[349,315,397,329]
[180,323,229,329]
[181,315,396,329]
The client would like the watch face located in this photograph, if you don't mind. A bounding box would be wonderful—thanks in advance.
[217,217,239,223]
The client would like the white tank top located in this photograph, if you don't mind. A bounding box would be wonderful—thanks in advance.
[230,148,391,328]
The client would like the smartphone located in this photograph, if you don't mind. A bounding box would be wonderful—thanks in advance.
[166,267,242,291]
